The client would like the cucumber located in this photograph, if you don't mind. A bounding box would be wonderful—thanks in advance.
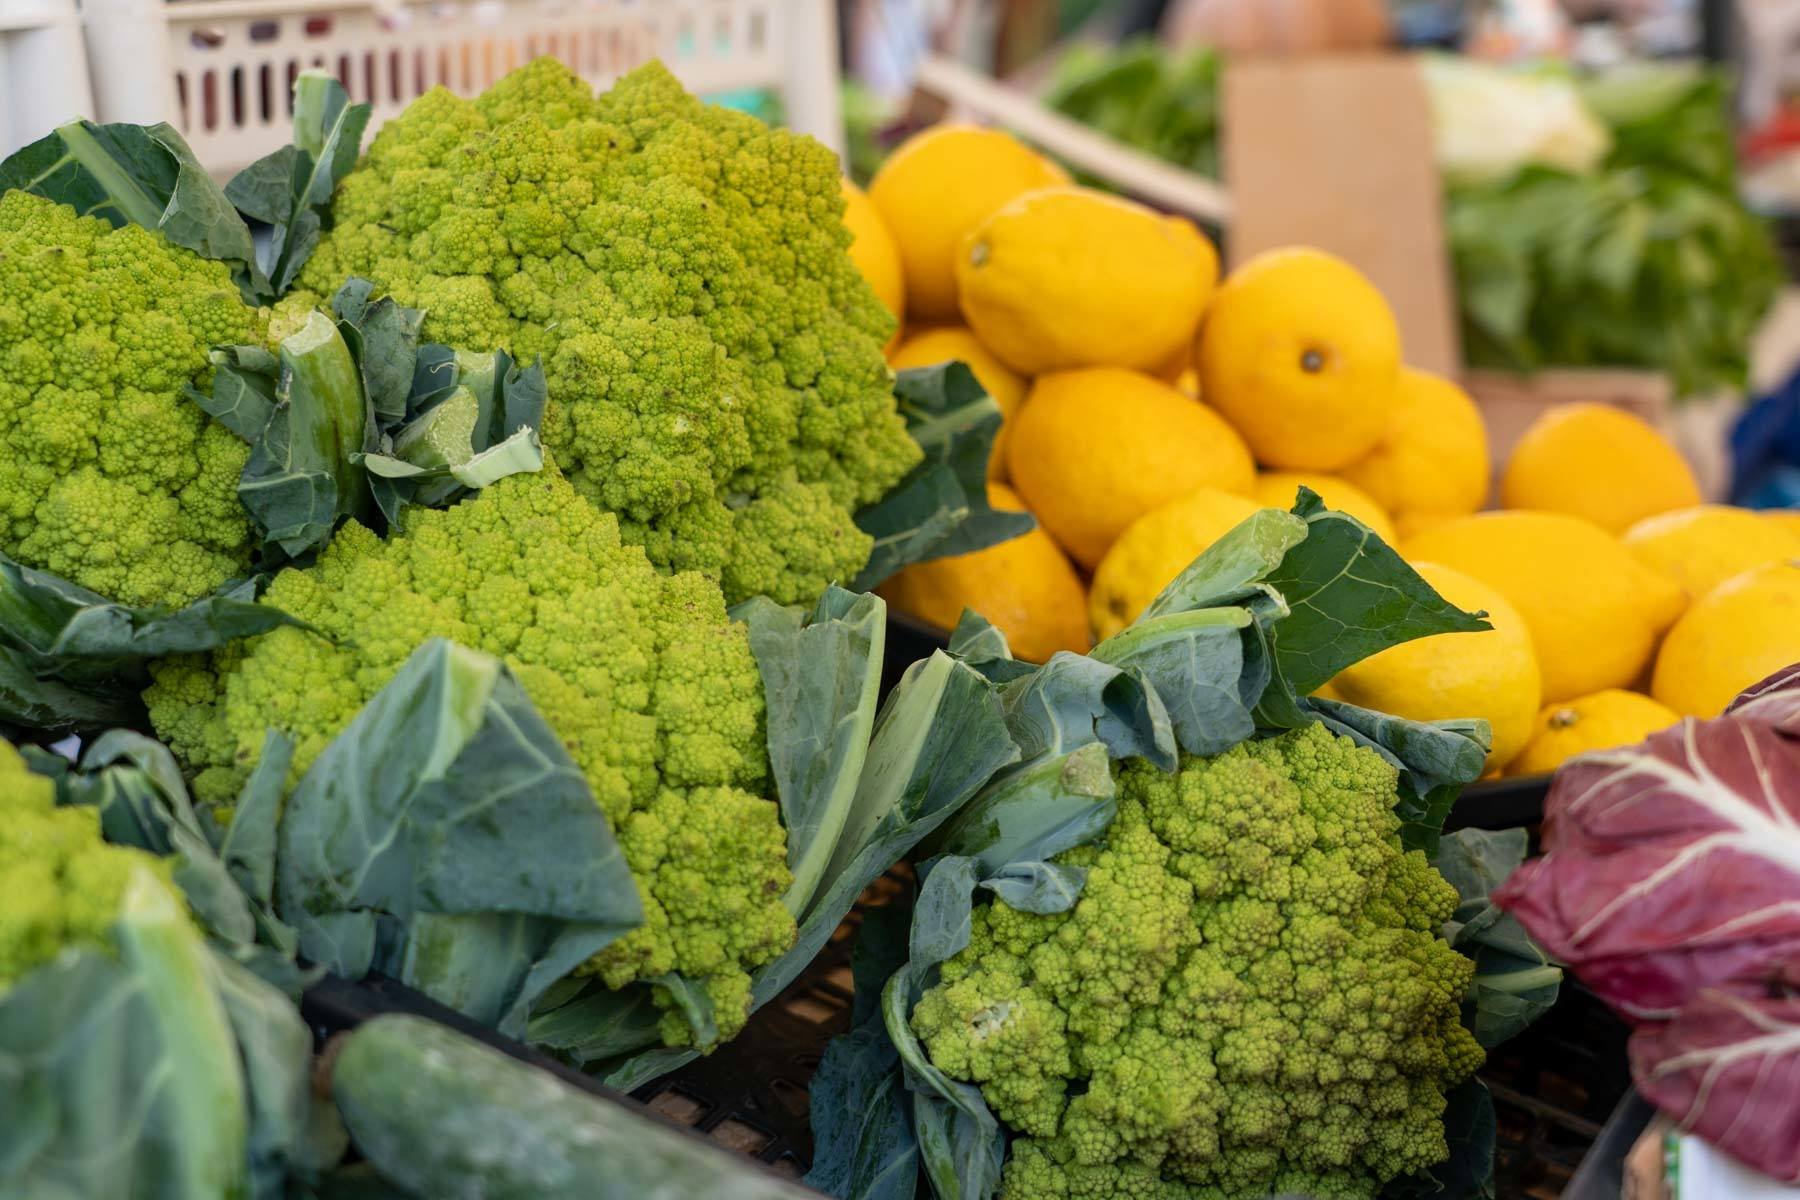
[331,1015,815,1200]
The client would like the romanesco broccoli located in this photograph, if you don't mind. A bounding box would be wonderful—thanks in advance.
[0,737,176,990]
[298,58,919,606]
[0,191,266,607]
[144,466,794,1046]
[912,723,1483,1200]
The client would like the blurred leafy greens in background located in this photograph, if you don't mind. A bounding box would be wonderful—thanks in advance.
[1043,45,1778,397]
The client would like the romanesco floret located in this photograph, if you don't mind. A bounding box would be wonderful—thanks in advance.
[914,723,1482,1200]
[298,58,919,606]
[142,466,794,1045]
[0,191,266,607]
[0,738,175,990]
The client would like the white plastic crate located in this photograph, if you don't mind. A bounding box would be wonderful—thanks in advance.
[70,0,842,177]
[1,0,97,157]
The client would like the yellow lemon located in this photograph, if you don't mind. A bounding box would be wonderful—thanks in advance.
[890,326,1027,481]
[1404,511,1685,703]
[1252,472,1396,544]
[1653,561,1800,718]
[840,178,904,347]
[1506,690,1682,777]
[878,483,1090,664]
[1007,368,1256,570]
[1196,247,1402,471]
[1765,509,1800,538]
[1089,488,1263,640]
[869,126,1069,322]
[1329,563,1541,771]
[957,187,1220,376]
[1623,505,1800,603]
[1339,368,1490,529]
[1500,403,1701,534]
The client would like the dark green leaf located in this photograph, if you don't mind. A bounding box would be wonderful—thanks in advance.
[275,639,643,1038]
[1091,608,1257,757]
[527,981,665,1067]
[0,118,270,302]
[736,588,885,917]
[330,279,423,423]
[0,880,257,1198]
[1435,829,1563,1048]
[882,857,1006,1200]
[58,730,257,947]
[0,558,302,735]
[1265,491,1489,696]
[241,311,373,557]
[853,362,1034,590]
[190,346,280,440]
[978,861,1087,913]
[226,71,371,295]
[925,742,1114,877]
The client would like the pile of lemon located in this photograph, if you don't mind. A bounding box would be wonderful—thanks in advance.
[843,126,1800,777]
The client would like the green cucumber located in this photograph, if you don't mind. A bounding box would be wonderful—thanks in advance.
[331,1015,814,1200]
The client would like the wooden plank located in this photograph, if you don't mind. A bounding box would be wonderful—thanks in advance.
[1222,55,1459,375]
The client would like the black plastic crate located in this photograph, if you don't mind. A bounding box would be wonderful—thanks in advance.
[305,862,1630,1199]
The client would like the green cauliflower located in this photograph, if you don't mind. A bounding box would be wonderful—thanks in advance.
[145,465,794,1046]
[0,191,266,607]
[912,723,1483,1200]
[298,58,919,606]
[0,737,177,989]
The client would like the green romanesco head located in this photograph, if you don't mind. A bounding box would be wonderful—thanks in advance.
[142,465,794,1046]
[914,723,1482,1200]
[0,191,266,608]
[298,57,918,606]
[0,738,177,990]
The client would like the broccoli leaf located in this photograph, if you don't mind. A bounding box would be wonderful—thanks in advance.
[241,311,374,556]
[1435,828,1563,1049]
[0,869,296,1199]
[189,346,280,440]
[56,730,258,948]
[926,742,1115,879]
[805,901,920,1200]
[226,71,371,296]
[853,363,1035,590]
[1265,490,1490,696]
[993,644,1178,767]
[0,557,302,735]
[272,639,644,1038]
[737,587,886,918]
[209,288,548,559]
[0,118,271,303]
[883,857,1006,1200]
[330,278,424,423]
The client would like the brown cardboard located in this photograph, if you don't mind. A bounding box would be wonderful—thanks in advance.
[1221,56,1460,375]
[1462,368,1675,468]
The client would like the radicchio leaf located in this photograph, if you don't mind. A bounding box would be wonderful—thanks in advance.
[1496,664,1800,1183]
[1631,983,1800,1185]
